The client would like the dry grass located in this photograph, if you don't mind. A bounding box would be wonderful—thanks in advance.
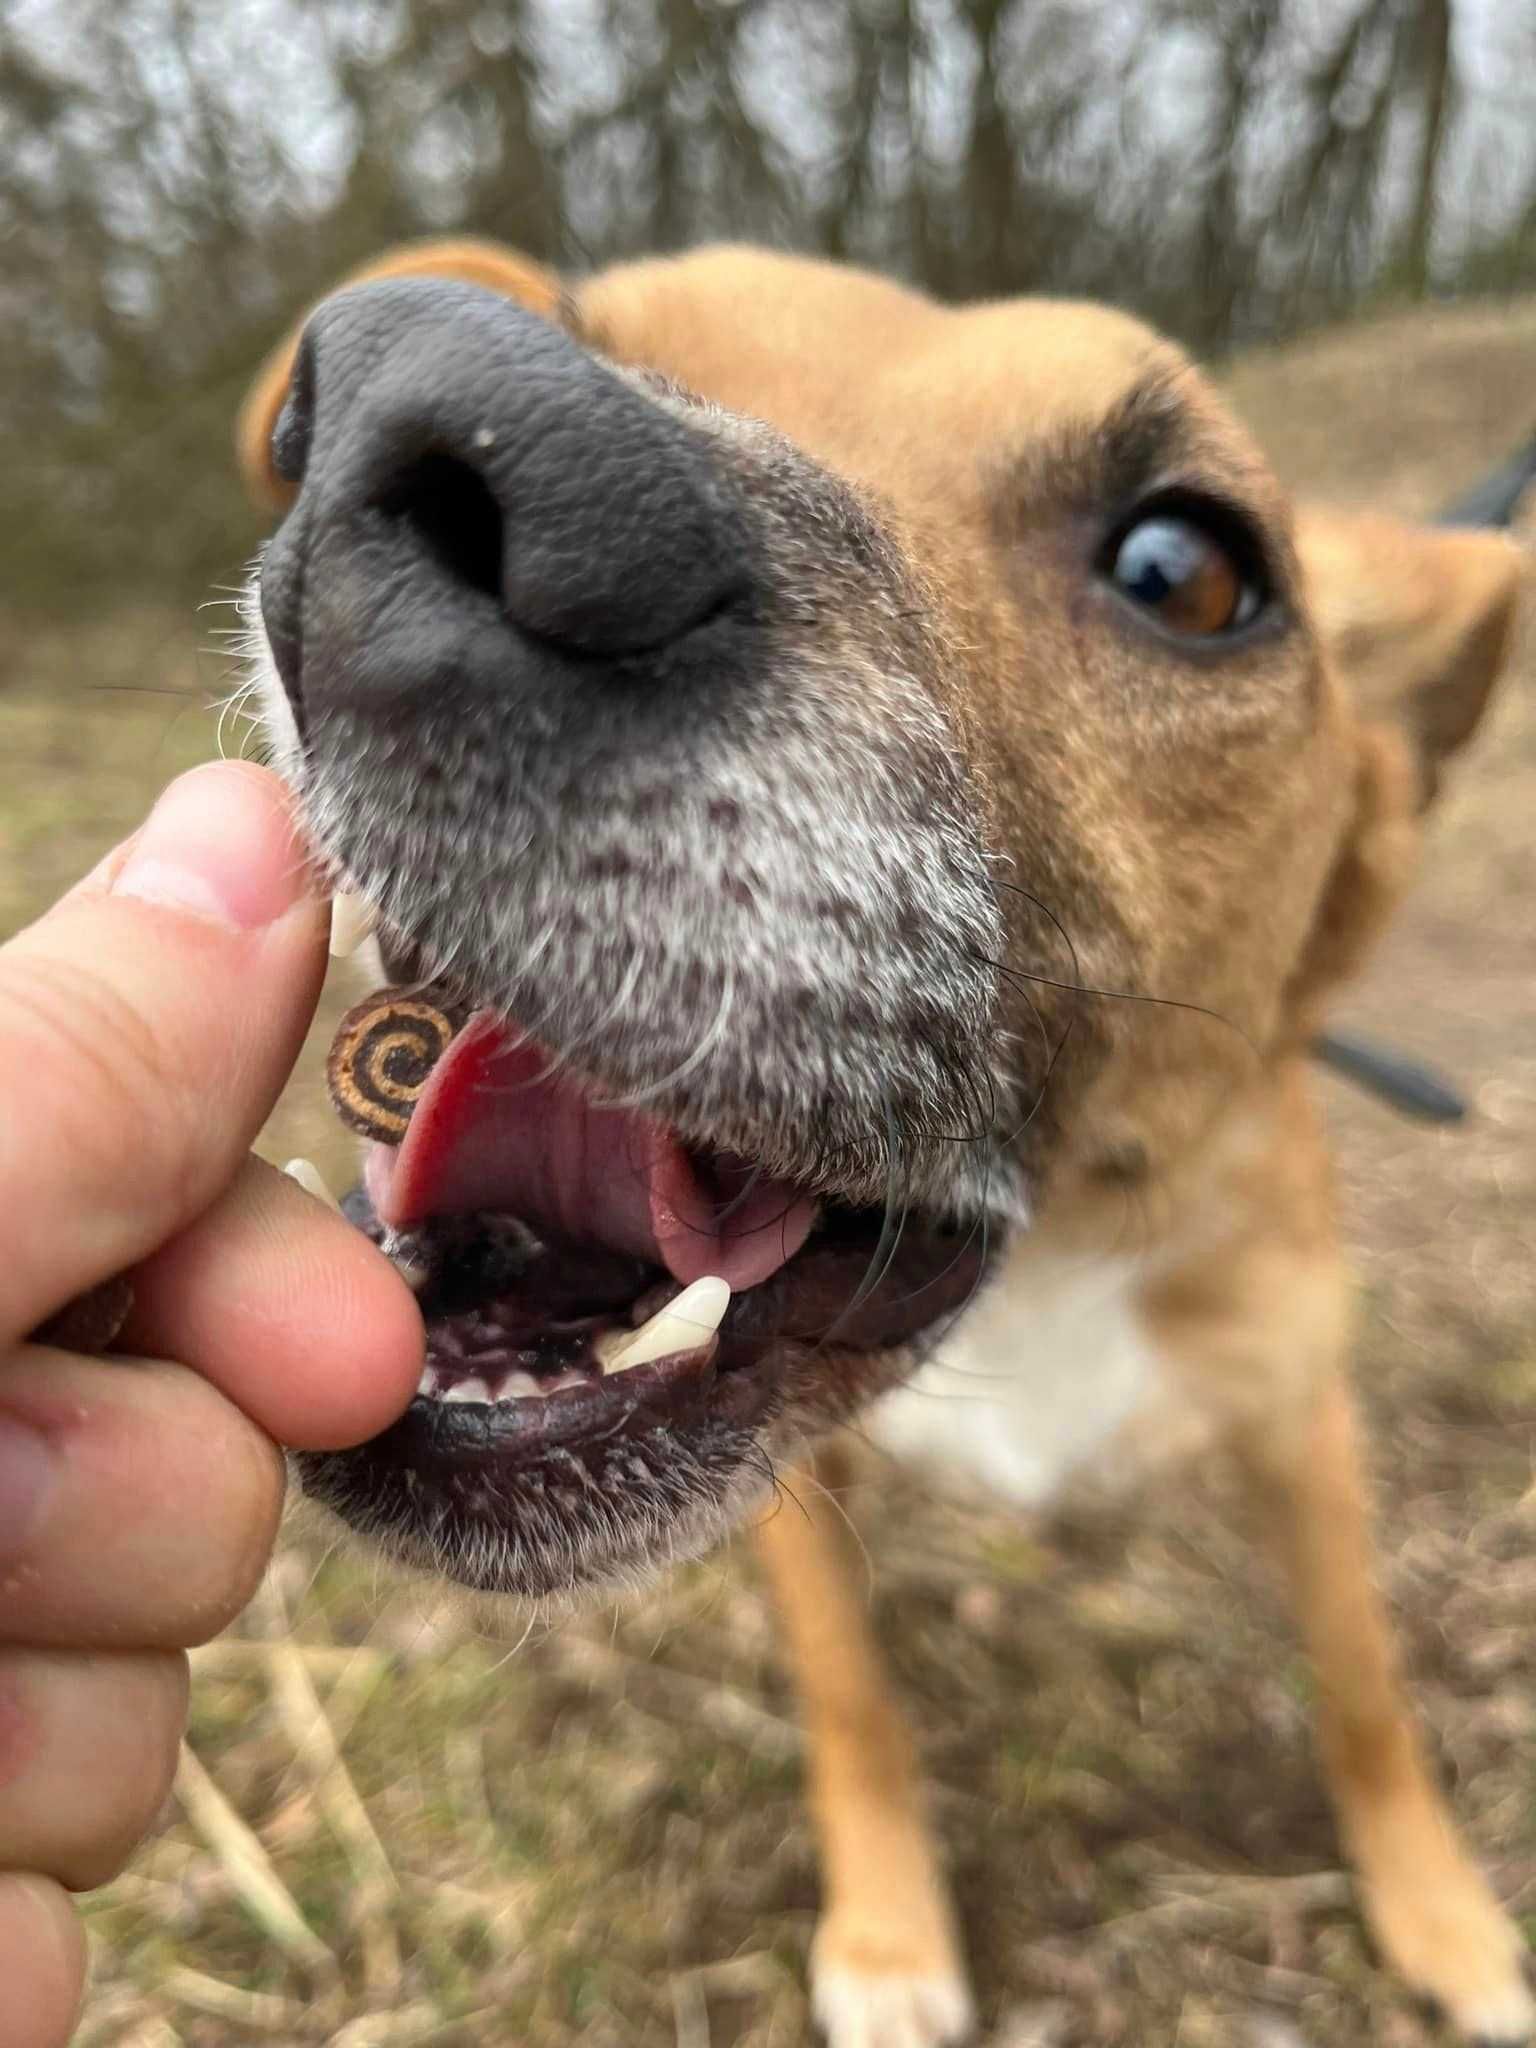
[3,293,1535,2047]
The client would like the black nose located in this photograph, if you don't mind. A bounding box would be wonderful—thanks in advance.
[259,277,749,717]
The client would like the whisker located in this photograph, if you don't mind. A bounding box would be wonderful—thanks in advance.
[837,1096,914,1324]
[992,875,1083,979]
[807,1096,914,1362]
[771,1460,876,1599]
[590,962,738,1112]
[77,681,200,698]
[977,942,1256,1059]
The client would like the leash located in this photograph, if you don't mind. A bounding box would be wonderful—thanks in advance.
[1433,429,1536,530]
[1311,1029,1468,1124]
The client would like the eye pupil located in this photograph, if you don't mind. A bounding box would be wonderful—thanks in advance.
[1107,511,1255,637]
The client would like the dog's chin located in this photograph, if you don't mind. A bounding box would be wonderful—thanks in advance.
[295,1182,991,1604]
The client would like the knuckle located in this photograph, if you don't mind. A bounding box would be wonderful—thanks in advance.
[0,1652,188,1892]
[153,1417,285,1647]
[0,1662,43,1797]
[0,1876,86,2048]
[74,1655,188,1886]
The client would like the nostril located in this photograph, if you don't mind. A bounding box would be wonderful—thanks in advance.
[274,281,754,677]
[375,452,504,603]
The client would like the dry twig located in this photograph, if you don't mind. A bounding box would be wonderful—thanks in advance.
[251,1573,403,2004]
[172,1742,338,1982]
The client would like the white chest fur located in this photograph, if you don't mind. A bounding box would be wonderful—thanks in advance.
[864,1248,1168,1510]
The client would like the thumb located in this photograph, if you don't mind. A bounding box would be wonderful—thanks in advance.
[0,762,328,1343]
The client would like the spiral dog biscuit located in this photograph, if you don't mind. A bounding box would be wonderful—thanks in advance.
[327,986,463,1143]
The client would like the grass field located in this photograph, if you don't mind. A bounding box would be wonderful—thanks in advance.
[5,294,1536,2048]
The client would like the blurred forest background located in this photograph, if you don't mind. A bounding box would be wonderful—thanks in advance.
[4,0,1536,616]
[6,5,1536,2044]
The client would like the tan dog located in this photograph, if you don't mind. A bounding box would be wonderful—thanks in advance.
[239,241,1530,2045]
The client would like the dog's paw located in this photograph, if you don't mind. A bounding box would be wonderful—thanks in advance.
[1436,1970,1536,2048]
[1365,1869,1535,2045]
[811,1923,975,2048]
[1436,1976,1536,2048]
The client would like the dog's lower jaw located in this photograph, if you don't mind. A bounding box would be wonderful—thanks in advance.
[293,1340,909,1607]
[294,1407,783,1609]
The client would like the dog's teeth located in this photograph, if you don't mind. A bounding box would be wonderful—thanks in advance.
[328,891,379,959]
[442,1377,493,1405]
[415,1366,437,1399]
[499,1371,542,1401]
[283,1157,340,1211]
[598,1276,731,1375]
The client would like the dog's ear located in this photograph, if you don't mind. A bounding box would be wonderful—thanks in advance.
[1285,711,1423,1022]
[236,239,565,510]
[1284,508,1524,1020]
[1296,507,1524,807]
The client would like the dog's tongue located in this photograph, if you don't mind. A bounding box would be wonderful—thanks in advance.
[367,1015,817,1292]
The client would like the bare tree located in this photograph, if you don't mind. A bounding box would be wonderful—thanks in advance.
[1,0,1532,616]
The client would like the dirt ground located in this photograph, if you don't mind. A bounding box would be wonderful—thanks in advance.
[4,292,1535,2048]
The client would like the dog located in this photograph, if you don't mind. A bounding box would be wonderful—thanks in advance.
[236,239,1532,2045]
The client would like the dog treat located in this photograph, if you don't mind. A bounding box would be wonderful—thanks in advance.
[327,985,464,1143]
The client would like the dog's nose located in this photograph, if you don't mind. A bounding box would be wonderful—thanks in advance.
[259,276,748,712]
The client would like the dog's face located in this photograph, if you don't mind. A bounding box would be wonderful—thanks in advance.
[241,241,1520,1600]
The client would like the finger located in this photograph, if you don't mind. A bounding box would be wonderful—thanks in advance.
[0,762,327,1344]
[0,1875,85,2048]
[124,1154,424,1450]
[0,1349,284,1650]
[0,1648,187,1889]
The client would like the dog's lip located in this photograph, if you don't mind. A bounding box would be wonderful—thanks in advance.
[368,1332,775,1478]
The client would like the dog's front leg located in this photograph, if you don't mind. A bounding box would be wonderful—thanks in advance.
[1239,1375,1534,2045]
[755,1444,975,2047]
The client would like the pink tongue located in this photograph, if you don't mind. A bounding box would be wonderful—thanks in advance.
[367,1015,817,1292]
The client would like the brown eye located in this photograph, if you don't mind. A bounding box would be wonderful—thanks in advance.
[1106,510,1261,637]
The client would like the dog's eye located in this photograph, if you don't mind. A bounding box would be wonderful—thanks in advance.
[1103,504,1264,638]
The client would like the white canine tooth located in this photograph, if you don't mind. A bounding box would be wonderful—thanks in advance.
[499,1372,542,1401]
[443,1377,492,1405]
[329,890,379,959]
[415,1366,436,1399]
[283,1157,340,1211]
[599,1275,731,1375]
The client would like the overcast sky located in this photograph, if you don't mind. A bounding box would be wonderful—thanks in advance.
[6,0,1535,297]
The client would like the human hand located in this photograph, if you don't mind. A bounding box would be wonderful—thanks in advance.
[0,762,424,2047]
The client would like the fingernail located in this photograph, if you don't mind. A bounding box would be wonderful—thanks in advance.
[0,1415,57,1561]
[113,765,312,931]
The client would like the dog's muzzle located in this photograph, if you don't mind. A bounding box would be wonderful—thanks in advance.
[250,277,1007,1601]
